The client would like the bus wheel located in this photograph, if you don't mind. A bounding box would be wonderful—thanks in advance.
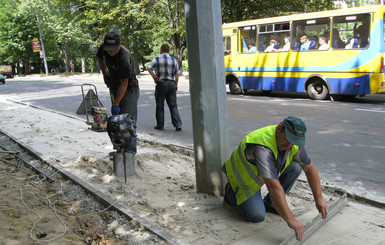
[229,80,242,94]
[307,80,329,100]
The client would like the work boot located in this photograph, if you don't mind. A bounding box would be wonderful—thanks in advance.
[223,183,233,206]
[264,200,279,215]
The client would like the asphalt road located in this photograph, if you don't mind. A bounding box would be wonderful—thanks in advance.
[1,74,384,203]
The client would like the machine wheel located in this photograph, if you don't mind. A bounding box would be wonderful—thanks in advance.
[307,79,329,100]
[229,80,242,94]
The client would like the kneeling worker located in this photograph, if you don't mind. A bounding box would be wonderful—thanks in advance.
[222,116,328,241]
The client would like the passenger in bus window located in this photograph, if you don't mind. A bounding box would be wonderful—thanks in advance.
[345,37,359,49]
[311,35,319,48]
[279,37,291,51]
[299,35,311,50]
[318,36,329,50]
[324,28,343,48]
[354,18,369,48]
[247,40,257,53]
[332,29,343,48]
[264,39,278,52]
[297,25,306,38]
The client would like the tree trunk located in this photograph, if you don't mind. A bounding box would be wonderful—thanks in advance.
[169,0,185,73]
[129,17,140,75]
[64,39,71,73]
[81,58,86,73]
[133,32,140,75]
[25,55,30,75]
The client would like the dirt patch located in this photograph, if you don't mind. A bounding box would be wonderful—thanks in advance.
[0,143,165,245]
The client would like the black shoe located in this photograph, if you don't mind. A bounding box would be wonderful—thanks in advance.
[265,204,279,215]
[223,183,233,206]
[175,126,182,131]
[224,193,232,206]
[154,126,163,130]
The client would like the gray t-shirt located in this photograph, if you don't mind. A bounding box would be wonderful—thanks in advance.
[244,144,311,180]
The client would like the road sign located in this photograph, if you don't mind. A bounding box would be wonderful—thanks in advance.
[32,38,41,52]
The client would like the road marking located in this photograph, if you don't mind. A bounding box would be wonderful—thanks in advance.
[229,97,328,107]
[356,108,385,113]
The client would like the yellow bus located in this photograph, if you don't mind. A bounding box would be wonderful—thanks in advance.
[222,5,385,100]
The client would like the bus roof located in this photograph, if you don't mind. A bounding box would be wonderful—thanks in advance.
[222,5,385,28]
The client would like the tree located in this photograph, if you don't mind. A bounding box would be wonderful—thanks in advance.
[0,0,45,74]
[84,0,153,74]
[142,0,186,72]
[49,0,96,73]
[221,0,335,23]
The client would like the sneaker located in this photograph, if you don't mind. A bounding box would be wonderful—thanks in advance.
[154,126,163,130]
[175,126,182,131]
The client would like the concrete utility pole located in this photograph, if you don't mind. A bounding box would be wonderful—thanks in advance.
[36,13,49,75]
[184,0,229,196]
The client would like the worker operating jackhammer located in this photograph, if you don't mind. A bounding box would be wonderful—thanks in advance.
[107,114,136,183]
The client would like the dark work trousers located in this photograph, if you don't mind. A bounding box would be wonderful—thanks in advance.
[154,80,182,129]
[225,161,302,222]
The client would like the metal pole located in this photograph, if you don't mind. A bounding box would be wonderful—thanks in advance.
[36,12,49,75]
[184,0,229,196]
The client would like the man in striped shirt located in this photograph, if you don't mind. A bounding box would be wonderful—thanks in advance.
[147,44,182,131]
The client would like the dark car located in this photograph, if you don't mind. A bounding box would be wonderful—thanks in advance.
[0,74,5,84]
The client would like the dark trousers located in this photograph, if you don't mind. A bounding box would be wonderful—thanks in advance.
[225,161,302,222]
[154,81,182,129]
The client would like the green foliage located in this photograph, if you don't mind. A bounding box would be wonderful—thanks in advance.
[221,0,336,23]
[182,60,188,72]
[0,0,378,75]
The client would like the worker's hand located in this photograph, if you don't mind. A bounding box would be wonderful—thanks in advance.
[103,75,111,88]
[111,105,120,115]
[287,218,304,241]
[316,199,328,219]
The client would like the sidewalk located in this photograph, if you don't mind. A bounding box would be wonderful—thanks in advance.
[1,94,385,244]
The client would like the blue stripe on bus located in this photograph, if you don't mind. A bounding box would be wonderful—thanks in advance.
[226,21,383,73]
[238,74,370,94]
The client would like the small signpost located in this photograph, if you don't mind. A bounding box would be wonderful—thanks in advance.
[32,38,41,53]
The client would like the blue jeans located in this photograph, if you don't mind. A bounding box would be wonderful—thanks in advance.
[119,87,139,154]
[225,161,303,222]
[154,81,182,128]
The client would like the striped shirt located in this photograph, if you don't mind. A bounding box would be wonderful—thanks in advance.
[147,53,179,82]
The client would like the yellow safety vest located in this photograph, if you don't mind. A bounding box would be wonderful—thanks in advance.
[225,125,299,205]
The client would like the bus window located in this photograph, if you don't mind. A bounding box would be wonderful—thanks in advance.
[239,25,256,53]
[258,22,290,52]
[292,18,330,51]
[223,36,231,56]
[332,14,370,49]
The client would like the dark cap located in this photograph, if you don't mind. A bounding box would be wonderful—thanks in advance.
[282,116,307,147]
[103,32,120,51]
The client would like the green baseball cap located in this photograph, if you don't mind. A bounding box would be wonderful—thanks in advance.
[282,116,307,147]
